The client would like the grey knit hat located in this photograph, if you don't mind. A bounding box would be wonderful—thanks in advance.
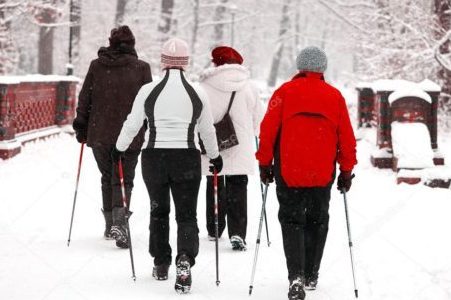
[296,46,327,73]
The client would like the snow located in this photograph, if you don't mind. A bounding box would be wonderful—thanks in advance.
[370,79,414,92]
[1,131,451,300]
[388,86,432,104]
[391,122,434,169]
[0,74,80,84]
[418,79,441,93]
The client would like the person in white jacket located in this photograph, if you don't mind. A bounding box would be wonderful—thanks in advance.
[199,46,265,251]
[113,38,223,294]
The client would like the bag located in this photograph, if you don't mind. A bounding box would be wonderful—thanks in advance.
[199,91,239,154]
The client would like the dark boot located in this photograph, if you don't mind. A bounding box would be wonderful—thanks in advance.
[153,264,170,281]
[288,277,306,300]
[111,207,128,249]
[102,209,113,240]
[174,254,192,294]
[305,273,318,291]
[230,235,247,251]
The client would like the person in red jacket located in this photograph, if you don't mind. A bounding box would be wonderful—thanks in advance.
[256,46,357,300]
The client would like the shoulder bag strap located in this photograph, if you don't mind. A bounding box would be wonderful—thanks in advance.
[225,91,237,115]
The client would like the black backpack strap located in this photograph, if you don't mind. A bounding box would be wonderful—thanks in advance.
[226,91,236,114]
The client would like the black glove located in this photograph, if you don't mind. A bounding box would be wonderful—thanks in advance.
[75,130,87,143]
[337,171,355,193]
[209,155,223,174]
[72,119,87,144]
[259,165,274,184]
[111,146,124,163]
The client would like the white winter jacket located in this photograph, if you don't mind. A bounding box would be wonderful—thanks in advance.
[199,64,265,175]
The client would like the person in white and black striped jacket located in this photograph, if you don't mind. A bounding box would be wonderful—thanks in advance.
[113,38,222,294]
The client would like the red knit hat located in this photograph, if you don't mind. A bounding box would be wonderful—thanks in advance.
[211,46,243,66]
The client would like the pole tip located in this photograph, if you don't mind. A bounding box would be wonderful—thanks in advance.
[216,280,220,286]
[355,289,359,298]
[67,240,70,247]
[133,276,136,282]
[249,286,253,295]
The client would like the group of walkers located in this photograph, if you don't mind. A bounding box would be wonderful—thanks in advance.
[73,25,357,300]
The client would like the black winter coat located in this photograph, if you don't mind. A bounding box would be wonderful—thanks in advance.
[73,45,152,150]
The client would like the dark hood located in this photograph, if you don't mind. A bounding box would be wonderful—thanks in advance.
[97,44,138,67]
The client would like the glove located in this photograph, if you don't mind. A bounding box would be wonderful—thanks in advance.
[259,165,274,184]
[337,171,355,193]
[75,130,87,143]
[111,146,124,163]
[73,119,87,144]
[209,155,223,174]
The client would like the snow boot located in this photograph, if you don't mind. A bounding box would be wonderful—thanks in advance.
[174,254,192,294]
[153,264,169,281]
[230,235,247,251]
[102,209,114,240]
[288,277,306,300]
[305,273,318,291]
[111,207,129,249]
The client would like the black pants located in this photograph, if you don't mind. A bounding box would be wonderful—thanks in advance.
[141,148,201,267]
[92,146,140,211]
[276,185,331,280]
[206,175,248,240]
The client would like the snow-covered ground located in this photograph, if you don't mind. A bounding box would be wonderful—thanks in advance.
[1,132,451,300]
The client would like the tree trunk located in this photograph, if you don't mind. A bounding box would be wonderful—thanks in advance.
[69,0,81,74]
[115,0,127,27]
[38,5,57,75]
[158,0,174,43]
[0,0,17,75]
[191,0,200,62]
[267,0,291,87]
[435,0,451,106]
[212,0,228,46]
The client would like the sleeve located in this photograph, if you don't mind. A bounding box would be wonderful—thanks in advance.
[197,88,219,159]
[143,62,152,84]
[73,62,94,131]
[116,84,150,151]
[255,88,284,166]
[249,82,265,136]
[337,95,357,172]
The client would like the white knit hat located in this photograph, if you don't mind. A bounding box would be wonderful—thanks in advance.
[296,46,327,73]
[161,38,190,70]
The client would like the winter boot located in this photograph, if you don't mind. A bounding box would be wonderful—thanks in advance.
[153,264,170,281]
[102,209,113,240]
[305,273,318,291]
[230,235,247,251]
[174,254,192,294]
[288,277,306,300]
[111,207,129,249]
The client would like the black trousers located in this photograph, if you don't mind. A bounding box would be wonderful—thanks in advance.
[276,185,331,280]
[141,148,201,267]
[92,146,140,211]
[205,175,248,240]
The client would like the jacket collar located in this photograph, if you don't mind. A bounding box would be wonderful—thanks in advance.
[292,71,324,81]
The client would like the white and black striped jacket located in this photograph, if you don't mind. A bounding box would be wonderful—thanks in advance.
[116,69,219,159]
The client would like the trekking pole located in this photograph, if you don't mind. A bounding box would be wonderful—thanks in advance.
[67,143,85,247]
[118,159,136,281]
[255,137,270,247]
[249,183,269,295]
[213,170,220,286]
[342,189,358,298]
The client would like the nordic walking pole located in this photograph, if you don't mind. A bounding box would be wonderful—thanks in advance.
[213,170,220,286]
[249,183,269,295]
[67,142,85,247]
[342,188,358,298]
[255,137,270,247]
[118,159,136,281]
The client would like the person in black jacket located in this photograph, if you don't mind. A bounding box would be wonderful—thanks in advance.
[72,25,152,248]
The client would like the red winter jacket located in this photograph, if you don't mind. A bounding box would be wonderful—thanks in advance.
[256,72,357,187]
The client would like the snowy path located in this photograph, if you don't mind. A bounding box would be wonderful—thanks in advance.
[1,133,451,300]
